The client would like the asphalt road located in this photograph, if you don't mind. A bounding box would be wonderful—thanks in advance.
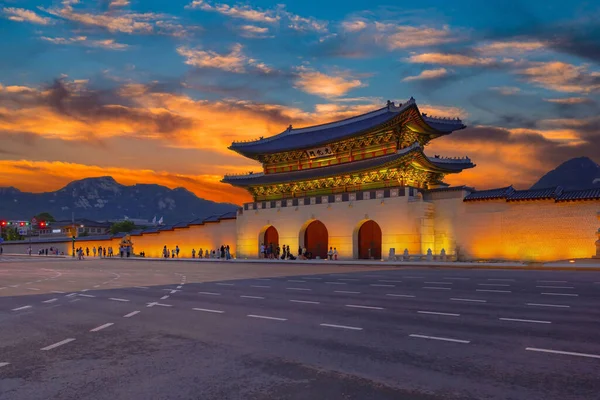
[1,258,600,400]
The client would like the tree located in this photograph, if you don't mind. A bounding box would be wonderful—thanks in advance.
[110,220,135,235]
[1,227,23,241]
[34,212,56,222]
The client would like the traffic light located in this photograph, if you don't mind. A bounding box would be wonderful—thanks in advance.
[0,220,6,227]
[19,222,24,227]
[39,221,46,228]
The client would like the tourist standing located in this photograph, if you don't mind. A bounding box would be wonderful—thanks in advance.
[171,249,175,258]
[205,249,209,258]
[328,247,333,260]
[333,247,338,260]
[260,243,265,259]
[191,248,196,258]
[226,245,231,260]
[175,245,180,258]
[198,248,203,259]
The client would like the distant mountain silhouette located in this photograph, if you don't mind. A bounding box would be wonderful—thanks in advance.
[530,157,600,190]
[0,176,238,223]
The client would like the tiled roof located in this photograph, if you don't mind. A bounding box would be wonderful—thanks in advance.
[173,222,190,228]
[463,186,514,201]
[507,187,563,202]
[218,211,238,220]
[427,185,474,193]
[203,215,221,222]
[229,99,465,157]
[556,187,600,202]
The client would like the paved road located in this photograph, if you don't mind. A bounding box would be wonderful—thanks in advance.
[1,259,600,400]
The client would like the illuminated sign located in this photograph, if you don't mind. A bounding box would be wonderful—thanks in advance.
[306,146,333,159]
[52,229,61,233]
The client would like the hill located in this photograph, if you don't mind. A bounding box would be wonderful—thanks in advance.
[530,157,600,190]
[0,176,238,223]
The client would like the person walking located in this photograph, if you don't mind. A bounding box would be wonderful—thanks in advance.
[328,247,333,260]
[171,249,175,258]
[86,247,89,257]
[163,245,168,259]
[98,246,102,257]
[260,243,265,259]
[175,245,180,258]
[220,245,225,259]
[103,248,107,257]
[93,247,97,257]
[225,245,231,260]
[333,247,338,260]
[198,248,203,259]
[191,248,196,258]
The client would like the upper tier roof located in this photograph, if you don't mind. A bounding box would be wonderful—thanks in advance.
[229,98,465,158]
[464,186,600,203]
[222,142,474,187]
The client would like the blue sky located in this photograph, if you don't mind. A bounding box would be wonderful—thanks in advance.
[0,0,599,203]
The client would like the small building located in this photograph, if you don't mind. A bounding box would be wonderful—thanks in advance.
[38,219,112,237]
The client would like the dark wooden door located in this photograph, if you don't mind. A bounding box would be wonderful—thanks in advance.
[304,220,328,259]
[264,226,279,247]
[358,220,382,259]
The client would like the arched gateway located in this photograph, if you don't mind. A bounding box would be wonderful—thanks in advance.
[303,220,328,259]
[259,225,279,256]
[358,220,382,259]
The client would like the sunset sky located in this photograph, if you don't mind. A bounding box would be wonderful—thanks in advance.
[1,0,599,205]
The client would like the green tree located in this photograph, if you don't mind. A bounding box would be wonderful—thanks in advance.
[1,227,24,241]
[34,212,56,222]
[110,220,136,235]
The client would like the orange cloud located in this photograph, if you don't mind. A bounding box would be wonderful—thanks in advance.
[341,19,367,32]
[376,24,458,49]
[294,67,364,98]
[407,53,496,66]
[544,97,591,104]
[475,40,545,54]
[402,68,449,81]
[517,61,600,93]
[177,44,248,73]
[187,0,279,23]
[2,7,53,25]
[41,36,129,50]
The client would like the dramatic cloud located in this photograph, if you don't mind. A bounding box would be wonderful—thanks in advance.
[402,68,449,82]
[187,0,279,23]
[406,53,497,66]
[40,36,129,50]
[491,86,521,95]
[284,12,327,33]
[544,97,591,104]
[238,24,271,38]
[294,68,364,98]
[475,40,545,55]
[2,7,53,25]
[517,61,600,93]
[341,19,367,32]
[177,44,248,73]
[109,0,130,7]
[376,24,458,49]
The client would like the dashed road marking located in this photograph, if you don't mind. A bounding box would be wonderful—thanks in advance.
[487,279,515,282]
[27,288,41,291]
[160,295,170,300]
[337,278,359,281]
[538,280,568,283]
[216,283,234,286]
[370,284,395,287]
[443,277,469,280]
[320,323,362,331]
[525,347,600,359]
[241,295,264,299]
[325,282,347,285]
[478,283,510,287]
[93,285,101,288]
[109,298,130,302]
[499,317,551,324]
[423,287,451,290]
[0,362,9,368]
[147,302,172,308]
[450,298,486,303]
[134,286,149,289]
[286,287,311,291]
[526,303,570,308]
[123,311,140,318]
[346,304,384,310]
[193,308,224,314]
[78,294,95,298]
[301,277,322,280]
[335,290,361,294]
[536,286,574,289]
[251,285,271,288]
[42,298,58,303]
[409,334,469,344]
[176,286,182,289]
[290,300,320,304]
[287,280,306,283]
[418,310,460,317]
[379,280,403,283]
[541,292,578,297]
[255,278,271,281]
[476,289,511,293]
[424,282,452,285]
[403,276,425,279]
[386,294,415,298]
[90,323,114,332]
[12,305,32,311]
[41,338,75,351]
[247,314,287,321]
[198,292,221,295]
[51,291,65,294]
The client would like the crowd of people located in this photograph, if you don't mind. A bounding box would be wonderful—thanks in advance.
[161,244,233,260]
[75,246,115,260]
[259,243,339,260]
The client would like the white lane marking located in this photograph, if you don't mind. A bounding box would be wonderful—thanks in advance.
[538,280,568,283]
[251,285,271,288]
[476,289,511,293]
[287,280,306,283]
[70,299,80,303]
[499,317,551,324]
[379,280,403,283]
[478,283,510,287]
[346,304,384,310]
[65,293,77,297]
[527,303,570,308]
[160,295,170,300]
[12,305,32,311]
[247,314,287,321]
[9,285,19,288]
[27,288,41,291]
[146,302,172,307]
[487,279,515,281]
[286,287,311,291]
[443,277,469,280]
[370,284,395,287]
[90,323,114,332]
[423,286,451,290]
[450,298,487,303]
[0,362,9,368]
[337,278,359,281]
[51,290,65,294]
[81,289,90,292]
[536,286,574,289]
[541,292,578,297]
[335,290,361,294]
[134,286,149,289]
[41,338,76,351]
[216,283,234,286]
[290,300,320,304]
[403,276,424,278]
[409,334,470,344]
[123,311,140,318]
[301,277,322,280]
[255,278,271,281]
[424,282,452,285]
[325,282,347,285]
[193,308,224,314]
[241,295,264,299]
[320,323,363,331]
[109,298,130,302]
[0,287,6,290]
[93,285,101,288]
[42,298,58,303]
[198,291,221,296]
[176,286,182,289]
[169,290,177,294]
[78,294,95,298]
[386,293,415,298]
[418,311,460,317]
[526,347,600,359]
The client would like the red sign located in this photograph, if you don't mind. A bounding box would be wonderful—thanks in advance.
[31,217,37,225]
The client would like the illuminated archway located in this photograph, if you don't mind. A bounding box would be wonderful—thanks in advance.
[258,225,279,257]
[299,220,328,259]
[356,220,382,259]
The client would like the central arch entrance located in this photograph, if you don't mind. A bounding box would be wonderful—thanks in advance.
[303,220,328,259]
[358,220,382,259]
[264,226,279,248]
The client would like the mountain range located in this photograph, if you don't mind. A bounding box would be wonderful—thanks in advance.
[0,176,238,223]
[530,157,600,190]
